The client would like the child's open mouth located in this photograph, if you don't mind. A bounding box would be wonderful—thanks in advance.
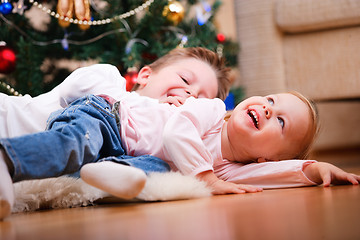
[247,109,259,129]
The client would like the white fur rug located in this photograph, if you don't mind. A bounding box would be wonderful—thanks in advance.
[12,172,212,213]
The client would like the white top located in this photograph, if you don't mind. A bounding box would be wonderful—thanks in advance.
[0,64,126,138]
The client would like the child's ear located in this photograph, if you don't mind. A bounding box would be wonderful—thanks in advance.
[256,157,267,163]
[136,66,152,89]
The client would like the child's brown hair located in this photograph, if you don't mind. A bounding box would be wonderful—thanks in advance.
[133,47,232,100]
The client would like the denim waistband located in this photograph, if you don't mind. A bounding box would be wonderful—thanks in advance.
[96,94,122,131]
[111,100,121,131]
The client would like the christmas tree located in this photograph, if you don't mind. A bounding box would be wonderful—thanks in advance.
[0,0,238,97]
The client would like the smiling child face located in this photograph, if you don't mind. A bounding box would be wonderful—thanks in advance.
[135,58,218,101]
[225,93,312,163]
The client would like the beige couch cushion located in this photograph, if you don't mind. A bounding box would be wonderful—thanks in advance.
[314,101,360,150]
[283,27,360,100]
[276,0,360,33]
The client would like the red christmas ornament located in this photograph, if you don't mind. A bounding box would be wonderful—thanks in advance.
[216,33,226,43]
[0,45,16,74]
[125,68,138,91]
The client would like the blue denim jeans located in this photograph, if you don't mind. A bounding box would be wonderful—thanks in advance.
[0,95,170,182]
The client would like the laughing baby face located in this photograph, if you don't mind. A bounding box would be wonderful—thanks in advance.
[225,93,312,163]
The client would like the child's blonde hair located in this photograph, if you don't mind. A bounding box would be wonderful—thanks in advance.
[133,47,232,100]
[224,91,319,160]
[288,91,319,160]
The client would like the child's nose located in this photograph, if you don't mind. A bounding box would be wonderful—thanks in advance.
[263,105,272,119]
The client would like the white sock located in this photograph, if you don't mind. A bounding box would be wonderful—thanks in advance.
[80,161,147,199]
[0,150,14,220]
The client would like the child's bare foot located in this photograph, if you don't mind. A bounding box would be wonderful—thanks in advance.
[0,150,14,220]
[80,161,147,199]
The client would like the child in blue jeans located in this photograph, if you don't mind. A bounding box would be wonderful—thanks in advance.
[0,47,232,220]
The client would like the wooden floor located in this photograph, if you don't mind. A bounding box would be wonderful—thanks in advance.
[1,168,360,240]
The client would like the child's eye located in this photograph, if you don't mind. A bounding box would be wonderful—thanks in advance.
[267,97,274,105]
[277,117,285,128]
[181,77,189,85]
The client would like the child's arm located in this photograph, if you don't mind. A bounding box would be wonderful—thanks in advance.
[215,160,318,189]
[58,64,126,107]
[217,160,359,189]
[162,97,261,195]
[162,98,225,176]
[197,170,262,194]
[303,162,360,187]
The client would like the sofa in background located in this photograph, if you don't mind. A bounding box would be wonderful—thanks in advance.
[234,0,360,164]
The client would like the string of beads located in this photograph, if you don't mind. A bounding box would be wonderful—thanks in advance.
[28,0,154,26]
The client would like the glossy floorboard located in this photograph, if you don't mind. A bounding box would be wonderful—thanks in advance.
[1,168,359,240]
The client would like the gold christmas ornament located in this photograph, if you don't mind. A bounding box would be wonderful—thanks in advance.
[56,0,91,30]
[57,0,74,28]
[75,0,91,30]
[162,0,185,25]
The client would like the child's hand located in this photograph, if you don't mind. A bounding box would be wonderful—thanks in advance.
[210,180,263,195]
[159,96,186,107]
[196,170,262,195]
[303,162,360,187]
